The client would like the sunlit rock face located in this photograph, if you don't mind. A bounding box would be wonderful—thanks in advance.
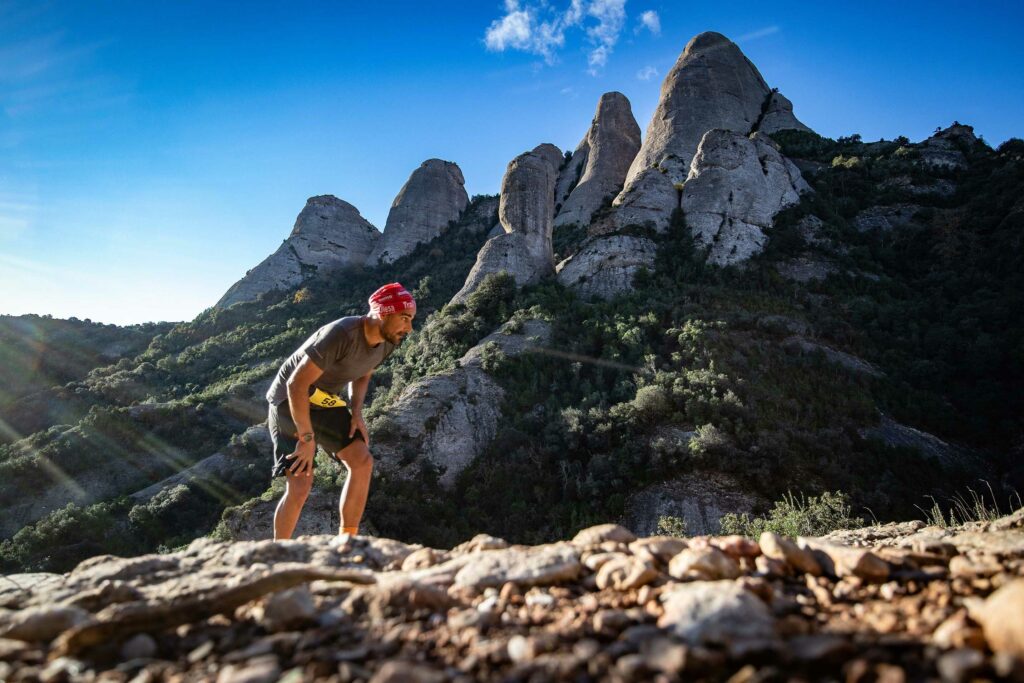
[370,159,470,265]
[217,195,379,308]
[682,129,810,265]
[452,144,561,303]
[554,92,641,228]
[556,234,657,301]
[613,31,813,232]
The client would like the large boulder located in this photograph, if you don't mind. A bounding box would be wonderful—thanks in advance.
[554,92,641,228]
[682,130,810,265]
[372,319,552,488]
[217,196,379,308]
[452,144,561,303]
[556,235,657,300]
[369,159,470,264]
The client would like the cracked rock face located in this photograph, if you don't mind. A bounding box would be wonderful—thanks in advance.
[370,159,469,264]
[614,32,771,230]
[217,196,379,308]
[556,235,657,300]
[452,144,561,303]
[682,129,810,265]
[554,92,641,228]
[372,319,551,488]
[613,32,811,232]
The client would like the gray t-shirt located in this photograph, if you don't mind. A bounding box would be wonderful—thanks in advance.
[266,316,395,407]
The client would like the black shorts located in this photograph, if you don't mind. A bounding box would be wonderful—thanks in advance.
[268,401,366,478]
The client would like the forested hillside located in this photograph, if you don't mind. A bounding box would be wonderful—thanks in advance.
[1,129,1021,573]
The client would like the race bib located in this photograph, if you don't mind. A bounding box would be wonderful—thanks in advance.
[309,387,347,408]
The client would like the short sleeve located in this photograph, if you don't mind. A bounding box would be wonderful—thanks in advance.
[305,323,351,369]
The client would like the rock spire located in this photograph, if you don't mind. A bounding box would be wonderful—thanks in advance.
[553,92,641,228]
[370,159,469,264]
[216,195,379,308]
[452,144,561,303]
[613,31,812,231]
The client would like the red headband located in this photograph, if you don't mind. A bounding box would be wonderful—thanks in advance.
[368,282,416,317]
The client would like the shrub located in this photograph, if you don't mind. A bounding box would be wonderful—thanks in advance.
[656,515,688,537]
[719,491,865,538]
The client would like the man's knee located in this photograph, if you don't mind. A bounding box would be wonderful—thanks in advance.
[285,473,313,497]
[339,442,374,472]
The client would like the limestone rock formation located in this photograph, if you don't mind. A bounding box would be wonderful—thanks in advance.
[369,159,469,264]
[621,468,763,536]
[217,196,379,308]
[918,123,978,170]
[757,91,814,135]
[2,512,1021,680]
[553,92,641,228]
[372,319,551,488]
[452,144,561,303]
[683,129,811,264]
[556,235,657,300]
[613,32,811,231]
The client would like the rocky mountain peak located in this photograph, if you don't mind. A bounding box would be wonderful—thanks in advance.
[932,122,978,146]
[553,91,641,228]
[612,31,812,232]
[216,195,379,308]
[290,195,367,236]
[370,159,469,265]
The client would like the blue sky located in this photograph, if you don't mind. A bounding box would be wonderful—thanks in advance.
[2,0,1022,324]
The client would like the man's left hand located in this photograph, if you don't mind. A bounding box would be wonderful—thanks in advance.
[349,411,369,445]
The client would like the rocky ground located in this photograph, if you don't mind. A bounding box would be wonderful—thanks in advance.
[1,510,1022,682]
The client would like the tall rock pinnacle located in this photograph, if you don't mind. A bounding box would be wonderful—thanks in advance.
[554,92,642,228]
[613,31,811,231]
[370,159,469,265]
[217,196,379,308]
[452,143,561,303]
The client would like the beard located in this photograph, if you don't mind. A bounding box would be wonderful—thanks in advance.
[383,330,406,345]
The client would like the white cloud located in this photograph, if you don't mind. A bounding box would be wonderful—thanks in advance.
[638,10,661,36]
[736,26,780,43]
[584,0,626,74]
[484,2,534,52]
[483,0,628,74]
[636,65,658,81]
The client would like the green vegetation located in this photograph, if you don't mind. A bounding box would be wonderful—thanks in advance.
[2,126,1023,570]
[719,491,865,538]
[918,483,1023,528]
[656,515,689,537]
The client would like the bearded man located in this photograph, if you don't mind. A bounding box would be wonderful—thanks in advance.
[265,282,415,539]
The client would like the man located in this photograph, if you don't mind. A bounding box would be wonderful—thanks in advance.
[265,282,416,540]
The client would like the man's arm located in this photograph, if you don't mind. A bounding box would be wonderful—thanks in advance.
[348,371,372,444]
[285,355,324,476]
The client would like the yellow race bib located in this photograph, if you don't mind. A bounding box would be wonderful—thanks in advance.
[309,387,347,408]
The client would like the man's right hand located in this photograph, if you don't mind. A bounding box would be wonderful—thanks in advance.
[286,441,316,477]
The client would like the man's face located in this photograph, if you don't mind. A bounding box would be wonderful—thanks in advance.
[381,308,416,345]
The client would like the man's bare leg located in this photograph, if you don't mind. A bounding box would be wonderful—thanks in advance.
[335,441,374,534]
[273,473,312,540]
